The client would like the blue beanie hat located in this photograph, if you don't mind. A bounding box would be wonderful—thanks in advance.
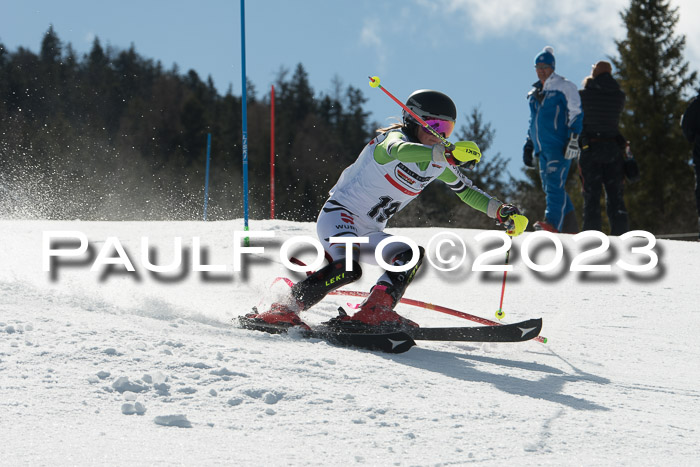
[534,46,555,69]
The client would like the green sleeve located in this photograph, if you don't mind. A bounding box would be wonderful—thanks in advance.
[375,131,501,217]
[437,168,498,215]
[373,131,434,164]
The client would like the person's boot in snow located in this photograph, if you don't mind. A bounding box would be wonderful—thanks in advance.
[328,283,418,332]
[245,300,310,330]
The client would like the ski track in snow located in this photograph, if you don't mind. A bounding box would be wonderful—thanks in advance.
[1,219,699,466]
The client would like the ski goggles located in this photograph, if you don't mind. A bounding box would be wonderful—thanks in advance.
[420,118,455,138]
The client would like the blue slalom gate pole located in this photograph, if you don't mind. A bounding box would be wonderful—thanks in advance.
[203,132,212,221]
[240,0,250,245]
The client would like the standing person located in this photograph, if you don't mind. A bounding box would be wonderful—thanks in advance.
[578,60,629,235]
[681,91,700,238]
[523,46,583,233]
[246,90,527,331]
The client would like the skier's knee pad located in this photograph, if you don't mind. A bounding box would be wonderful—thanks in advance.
[291,258,362,310]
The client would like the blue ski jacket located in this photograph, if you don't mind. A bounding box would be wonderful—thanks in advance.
[527,73,583,154]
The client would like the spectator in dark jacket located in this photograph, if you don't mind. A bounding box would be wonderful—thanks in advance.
[681,91,700,237]
[578,61,629,235]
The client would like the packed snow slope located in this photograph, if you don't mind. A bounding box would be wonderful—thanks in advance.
[1,219,699,466]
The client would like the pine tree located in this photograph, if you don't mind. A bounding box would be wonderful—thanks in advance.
[39,25,61,64]
[455,106,515,200]
[613,0,697,233]
[452,107,520,229]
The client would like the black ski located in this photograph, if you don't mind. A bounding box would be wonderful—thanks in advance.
[238,317,542,354]
[237,317,416,353]
[411,318,542,343]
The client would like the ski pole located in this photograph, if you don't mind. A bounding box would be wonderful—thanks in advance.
[495,249,510,320]
[368,76,451,147]
[368,76,481,166]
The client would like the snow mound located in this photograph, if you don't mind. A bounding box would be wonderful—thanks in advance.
[153,414,192,428]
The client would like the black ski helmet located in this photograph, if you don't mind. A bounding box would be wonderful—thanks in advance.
[403,89,457,125]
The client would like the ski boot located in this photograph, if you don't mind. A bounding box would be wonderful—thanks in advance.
[243,301,310,330]
[533,220,558,233]
[242,258,363,333]
[326,284,418,333]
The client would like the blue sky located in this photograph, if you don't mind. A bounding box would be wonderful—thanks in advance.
[2,0,699,179]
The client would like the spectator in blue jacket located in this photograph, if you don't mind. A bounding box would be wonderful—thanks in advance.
[523,46,583,233]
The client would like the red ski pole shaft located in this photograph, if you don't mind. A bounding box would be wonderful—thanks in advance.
[496,249,510,320]
[368,76,451,147]
[498,270,508,310]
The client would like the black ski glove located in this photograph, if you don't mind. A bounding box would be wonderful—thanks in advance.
[523,139,535,167]
[496,204,527,236]
[496,204,521,225]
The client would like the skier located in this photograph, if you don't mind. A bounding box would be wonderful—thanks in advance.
[246,89,527,331]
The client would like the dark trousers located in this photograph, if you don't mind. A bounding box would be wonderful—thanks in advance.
[578,141,629,235]
[694,141,700,217]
